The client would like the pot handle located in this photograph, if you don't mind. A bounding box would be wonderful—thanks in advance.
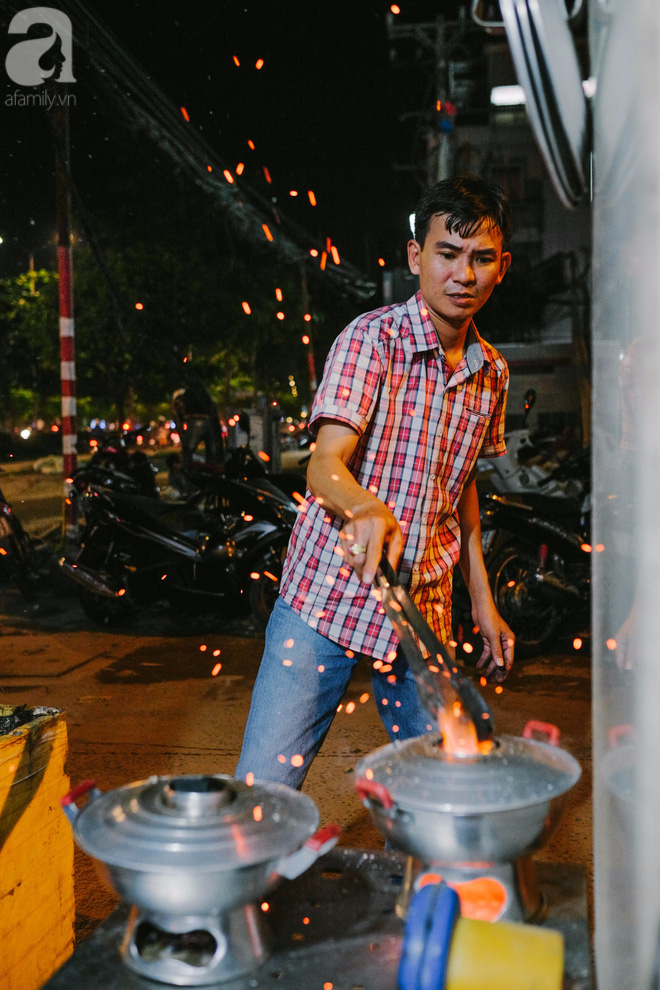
[60,779,102,823]
[275,824,341,881]
[522,720,560,747]
[355,777,395,810]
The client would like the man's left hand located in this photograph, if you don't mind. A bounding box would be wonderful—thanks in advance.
[473,603,515,683]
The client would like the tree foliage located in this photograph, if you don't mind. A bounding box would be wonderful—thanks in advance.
[1,240,338,427]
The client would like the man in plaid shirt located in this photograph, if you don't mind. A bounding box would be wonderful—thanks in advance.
[236,175,515,787]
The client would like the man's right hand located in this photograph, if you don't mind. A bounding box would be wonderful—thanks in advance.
[338,501,403,585]
[307,421,404,584]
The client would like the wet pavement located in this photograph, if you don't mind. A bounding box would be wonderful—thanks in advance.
[0,464,593,945]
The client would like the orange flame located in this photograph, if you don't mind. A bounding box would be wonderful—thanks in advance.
[438,700,492,757]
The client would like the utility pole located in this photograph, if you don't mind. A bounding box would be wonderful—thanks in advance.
[53,98,78,543]
[387,12,464,187]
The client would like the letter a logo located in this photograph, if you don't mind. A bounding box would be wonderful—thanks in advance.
[5,7,76,87]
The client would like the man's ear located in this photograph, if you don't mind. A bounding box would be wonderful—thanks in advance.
[407,239,421,275]
[496,251,512,284]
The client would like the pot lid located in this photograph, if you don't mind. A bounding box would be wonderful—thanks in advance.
[72,774,319,872]
[356,733,581,814]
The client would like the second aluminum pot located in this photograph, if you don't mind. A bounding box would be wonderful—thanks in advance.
[355,721,581,864]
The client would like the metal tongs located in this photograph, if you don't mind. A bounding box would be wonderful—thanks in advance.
[375,554,494,744]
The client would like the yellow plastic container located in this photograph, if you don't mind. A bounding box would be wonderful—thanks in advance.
[445,914,564,990]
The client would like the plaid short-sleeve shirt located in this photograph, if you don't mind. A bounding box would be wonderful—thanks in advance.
[280,291,508,659]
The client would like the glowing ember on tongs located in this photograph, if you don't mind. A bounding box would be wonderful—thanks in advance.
[375,555,494,747]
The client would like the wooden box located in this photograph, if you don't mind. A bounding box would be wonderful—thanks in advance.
[0,706,74,989]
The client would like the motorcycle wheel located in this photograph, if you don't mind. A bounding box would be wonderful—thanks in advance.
[77,546,134,627]
[488,544,564,657]
[247,539,288,630]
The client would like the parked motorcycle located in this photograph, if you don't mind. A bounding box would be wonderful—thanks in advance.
[70,434,159,512]
[0,485,47,602]
[59,476,295,629]
[454,453,592,657]
[478,389,583,499]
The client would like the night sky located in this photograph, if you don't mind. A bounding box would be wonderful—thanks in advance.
[1,0,452,283]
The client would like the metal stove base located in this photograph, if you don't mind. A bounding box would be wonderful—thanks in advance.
[43,848,592,989]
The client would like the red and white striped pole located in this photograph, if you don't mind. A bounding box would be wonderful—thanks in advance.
[55,103,77,541]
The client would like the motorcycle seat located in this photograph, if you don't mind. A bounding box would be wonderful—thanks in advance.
[108,493,210,536]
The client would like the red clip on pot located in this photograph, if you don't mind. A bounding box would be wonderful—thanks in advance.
[60,779,103,823]
[275,823,341,880]
[375,554,494,743]
[522,720,560,746]
[355,778,394,811]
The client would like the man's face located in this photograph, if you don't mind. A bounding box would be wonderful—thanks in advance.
[407,213,511,330]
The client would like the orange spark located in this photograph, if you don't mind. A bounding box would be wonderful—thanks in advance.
[258,450,270,461]
[310,248,319,257]
[495,685,504,694]
[308,190,317,206]
[360,693,369,703]
[207,165,212,172]
[378,257,386,267]
[331,245,340,265]
[180,106,190,121]
[318,664,325,672]
[573,637,583,650]
[302,334,310,344]
[250,571,261,580]
[261,902,270,911]
[606,638,617,650]
[346,702,356,714]
[304,312,312,321]
[246,772,254,786]
[135,302,143,310]
[199,644,208,652]
[263,166,272,183]
[262,223,274,241]
[233,56,240,66]
[291,754,304,767]
[277,755,286,764]
[236,162,245,175]
[462,643,474,654]
[211,662,222,676]
[242,301,251,314]
[248,139,255,150]
[223,169,234,184]
[276,311,285,320]
[320,251,327,270]
[275,287,283,301]
[290,189,298,196]
[255,58,264,69]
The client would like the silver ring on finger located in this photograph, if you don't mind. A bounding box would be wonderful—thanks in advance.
[348,543,368,556]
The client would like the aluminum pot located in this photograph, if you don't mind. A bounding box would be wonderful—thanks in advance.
[355,720,581,865]
[61,774,339,916]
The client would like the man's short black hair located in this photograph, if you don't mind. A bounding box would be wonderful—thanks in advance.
[413,174,513,251]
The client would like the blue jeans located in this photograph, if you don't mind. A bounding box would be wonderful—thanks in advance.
[235,597,434,788]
